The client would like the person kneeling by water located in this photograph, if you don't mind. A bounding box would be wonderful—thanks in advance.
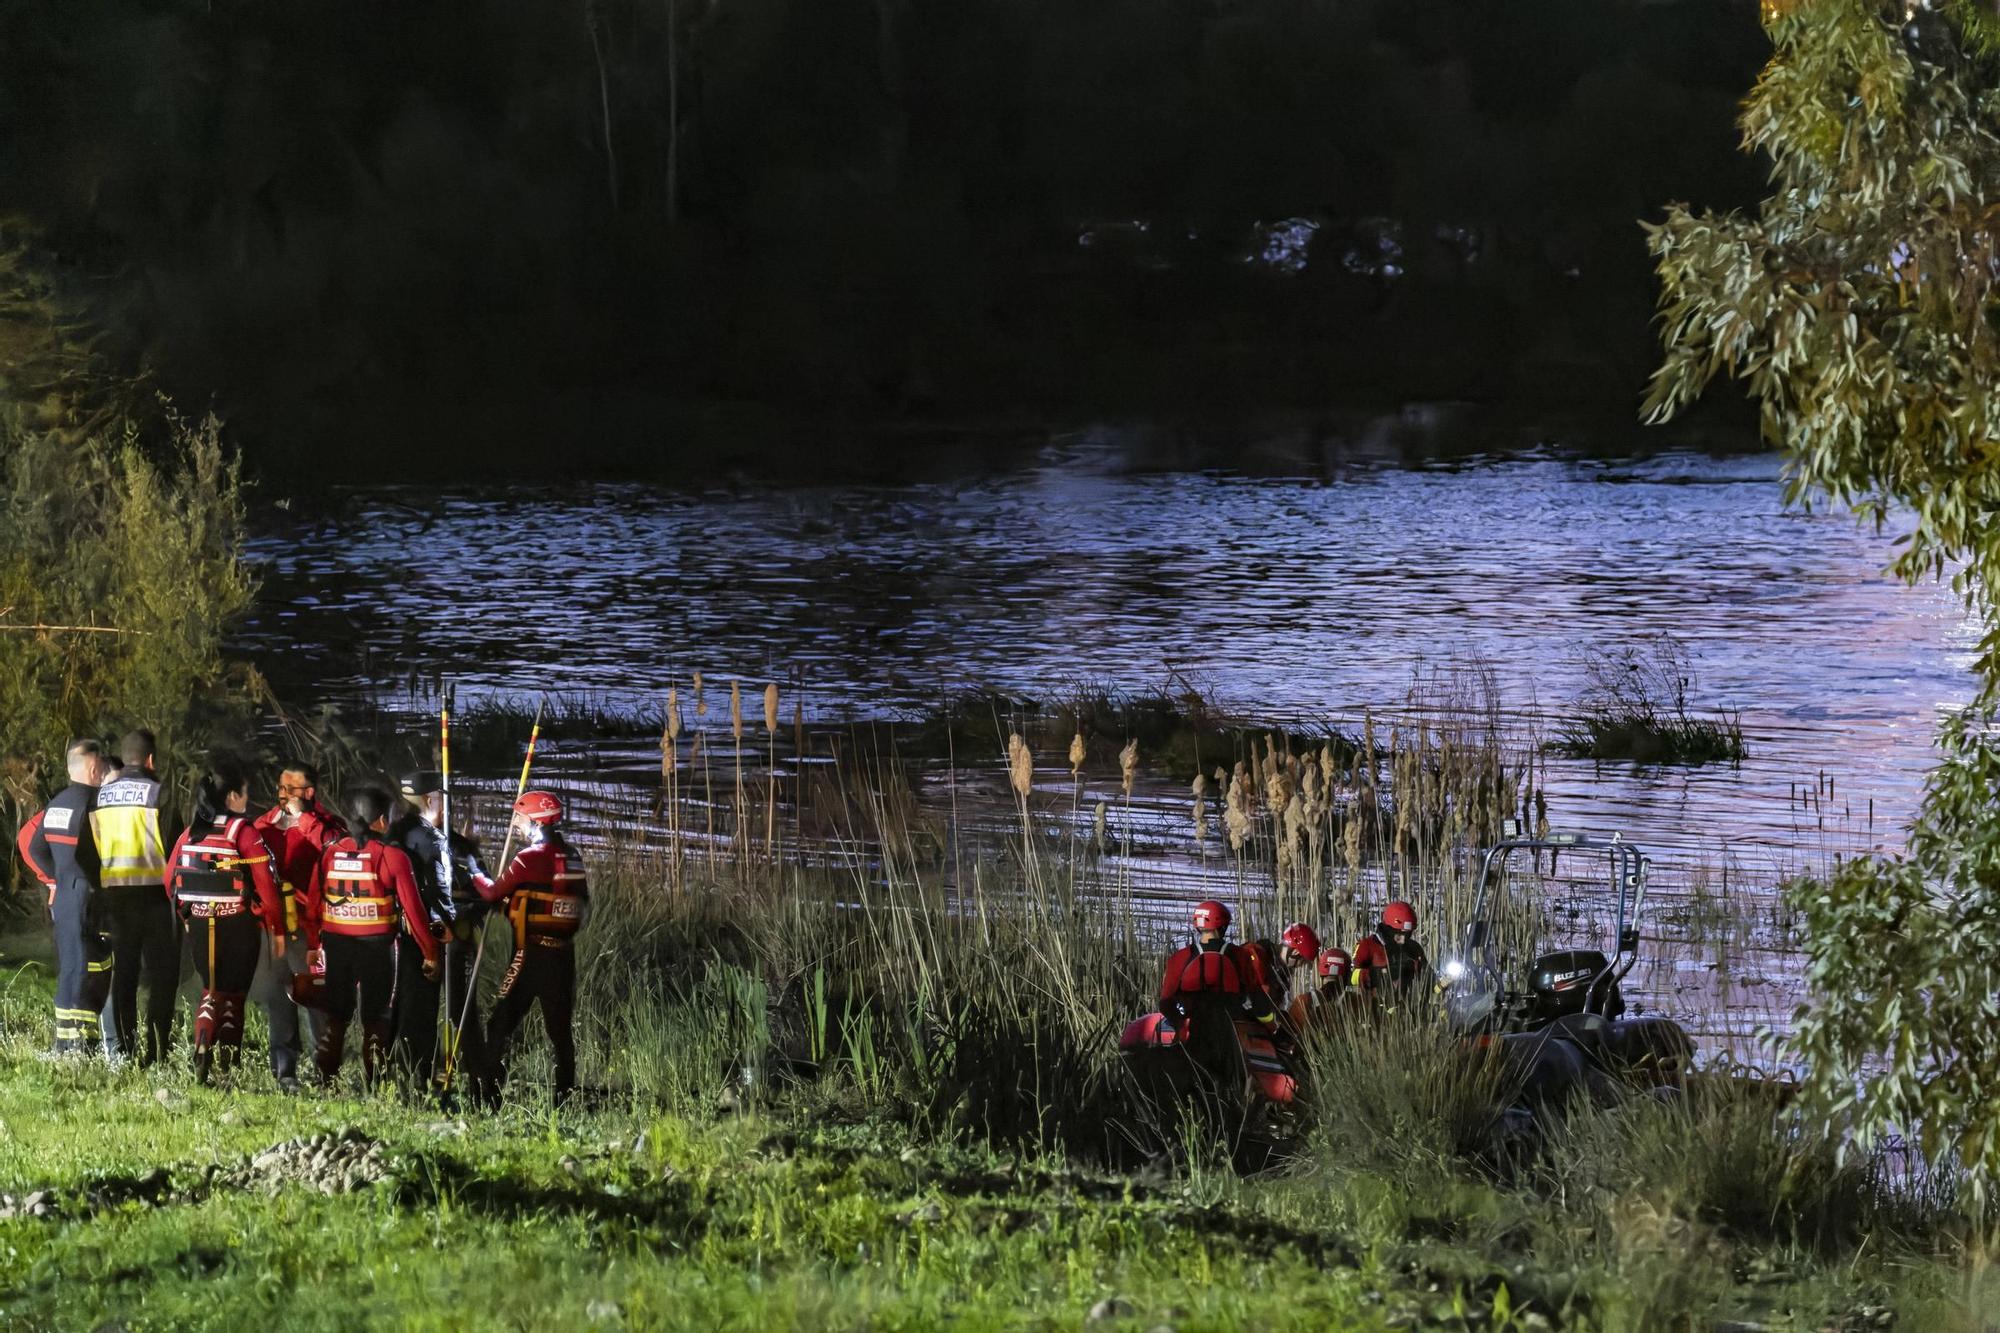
[475,791,590,1105]
[305,788,438,1091]
[164,764,284,1084]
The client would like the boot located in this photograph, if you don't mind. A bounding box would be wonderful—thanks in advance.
[360,1021,391,1093]
[192,1045,214,1086]
[314,1020,347,1086]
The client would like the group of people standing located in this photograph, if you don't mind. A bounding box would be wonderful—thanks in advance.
[13,732,589,1104]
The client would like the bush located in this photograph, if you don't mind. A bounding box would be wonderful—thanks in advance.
[1551,637,1744,765]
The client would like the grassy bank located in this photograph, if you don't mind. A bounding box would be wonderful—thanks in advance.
[0,913,1968,1332]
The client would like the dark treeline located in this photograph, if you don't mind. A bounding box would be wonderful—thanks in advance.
[2,0,1768,480]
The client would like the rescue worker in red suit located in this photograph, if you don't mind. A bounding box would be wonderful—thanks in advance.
[304,788,437,1090]
[24,739,115,1055]
[477,791,590,1103]
[1288,947,1357,1034]
[163,764,284,1083]
[1351,900,1430,1007]
[1157,900,1278,1038]
[1265,921,1321,1013]
[251,762,348,1091]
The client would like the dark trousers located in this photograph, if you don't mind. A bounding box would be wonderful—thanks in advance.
[189,912,263,1070]
[101,889,180,1065]
[52,882,113,1054]
[392,928,487,1091]
[317,934,397,1088]
[485,943,577,1099]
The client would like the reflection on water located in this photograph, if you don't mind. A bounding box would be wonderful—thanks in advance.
[244,443,1973,877]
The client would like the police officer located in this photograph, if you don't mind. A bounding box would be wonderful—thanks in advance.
[24,740,114,1055]
[90,729,181,1065]
[388,771,492,1094]
[477,792,589,1103]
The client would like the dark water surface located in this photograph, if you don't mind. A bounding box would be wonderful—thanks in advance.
[244,442,1971,859]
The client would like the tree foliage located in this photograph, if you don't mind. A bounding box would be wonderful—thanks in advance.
[0,242,255,863]
[1646,0,2000,1206]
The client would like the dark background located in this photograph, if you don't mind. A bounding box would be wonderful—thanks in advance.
[1,0,1772,481]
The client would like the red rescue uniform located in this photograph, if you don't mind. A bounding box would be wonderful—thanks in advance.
[15,811,53,904]
[1158,939,1277,1036]
[254,799,348,939]
[1350,926,1430,1003]
[305,833,435,1087]
[477,831,589,1099]
[164,815,283,1073]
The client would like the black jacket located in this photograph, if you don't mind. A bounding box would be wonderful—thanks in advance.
[388,811,490,930]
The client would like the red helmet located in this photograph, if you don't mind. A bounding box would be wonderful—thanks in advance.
[1281,921,1322,959]
[1382,900,1418,934]
[1316,946,1352,979]
[1191,899,1231,932]
[514,790,564,825]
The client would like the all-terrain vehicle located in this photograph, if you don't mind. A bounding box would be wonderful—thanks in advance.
[1442,830,1694,1111]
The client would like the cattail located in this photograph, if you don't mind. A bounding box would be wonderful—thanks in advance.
[1068,732,1086,779]
[1118,739,1138,797]
[693,671,707,716]
[763,682,779,734]
[1092,800,1108,851]
[1191,773,1209,843]
[1343,801,1363,876]
[1264,760,1294,820]
[1277,793,1304,882]
[662,688,680,779]
[1008,732,1033,801]
[1224,773,1252,853]
[730,680,744,742]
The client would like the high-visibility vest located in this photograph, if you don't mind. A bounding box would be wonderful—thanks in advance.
[320,840,402,935]
[92,774,167,891]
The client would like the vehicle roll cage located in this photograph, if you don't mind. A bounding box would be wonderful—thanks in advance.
[1457,832,1650,1019]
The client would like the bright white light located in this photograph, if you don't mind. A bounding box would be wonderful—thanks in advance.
[1442,959,1466,982]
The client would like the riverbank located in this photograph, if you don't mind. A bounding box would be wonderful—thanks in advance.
[0,922,1965,1332]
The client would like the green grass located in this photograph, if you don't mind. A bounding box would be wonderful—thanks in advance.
[0,924,1972,1332]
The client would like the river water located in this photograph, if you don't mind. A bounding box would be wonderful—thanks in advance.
[241,439,1973,1059]
[244,441,1971,849]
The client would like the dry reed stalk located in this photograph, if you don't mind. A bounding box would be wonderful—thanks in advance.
[1092,800,1108,855]
[665,685,683,888]
[697,732,714,867]
[1066,731,1086,893]
[1191,772,1208,850]
[1000,732,1032,876]
[730,681,745,862]
[1116,739,1138,893]
[763,683,780,864]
